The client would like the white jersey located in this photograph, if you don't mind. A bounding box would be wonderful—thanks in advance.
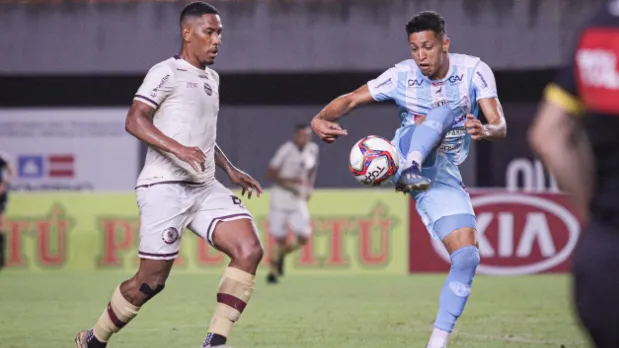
[367,53,498,165]
[269,141,319,210]
[133,56,220,187]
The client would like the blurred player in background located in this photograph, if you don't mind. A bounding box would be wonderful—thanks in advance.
[529,1,619,346]
[311,11,506,348]
[265,124,319,284]
[0,151,15,270]
[75,3,263,348]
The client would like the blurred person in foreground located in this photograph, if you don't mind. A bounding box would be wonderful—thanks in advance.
[75,3,263,348]
[0,151,15,270]
[529,1,619,347]
[310,11,506,348]
[265,124,319,284]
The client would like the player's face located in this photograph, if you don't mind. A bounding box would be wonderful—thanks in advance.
[294,128,312,147]
[408,30,449,78]
[188,14,223,66]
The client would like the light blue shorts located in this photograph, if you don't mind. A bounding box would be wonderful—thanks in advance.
[391,125,477,240]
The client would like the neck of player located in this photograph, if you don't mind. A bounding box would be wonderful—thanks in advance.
[430,55,450,80]
[179,50,207,70]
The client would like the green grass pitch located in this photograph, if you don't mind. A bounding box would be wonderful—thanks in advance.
[0,271,589,347]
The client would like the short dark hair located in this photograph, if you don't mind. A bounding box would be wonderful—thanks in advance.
[405,11,446,38]
[294,123,310,132]
[180,2,219,25]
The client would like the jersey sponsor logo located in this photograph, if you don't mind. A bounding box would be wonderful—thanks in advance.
[576,49,619,90]
[186,82,198,89]
[151,74,170,98]
[203,82,213,96]
[476,71,489,89]
[375,78,392,89]
[162,227,180,244]
[575,29,619,113]
[408,79,423,87]
[432,99,448,108]
[447,74,464,84]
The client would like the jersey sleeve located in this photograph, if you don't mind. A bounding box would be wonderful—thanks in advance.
[367,67,399,102]
[543,56,584,116]
[471,61,498,100]
[134,64,175,109]
[269,143,290,169]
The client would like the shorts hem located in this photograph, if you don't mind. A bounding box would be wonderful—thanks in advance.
[207,213,253,246]
[138,250,179,260]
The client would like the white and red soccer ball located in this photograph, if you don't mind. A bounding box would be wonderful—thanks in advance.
[349,135,399,186]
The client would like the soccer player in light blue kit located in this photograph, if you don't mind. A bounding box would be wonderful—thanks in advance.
[310,11,506,348]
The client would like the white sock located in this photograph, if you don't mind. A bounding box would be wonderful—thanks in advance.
[404,151,423,169]
[427,327,450,348]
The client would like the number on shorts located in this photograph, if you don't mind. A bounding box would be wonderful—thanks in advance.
[231,195,243,207]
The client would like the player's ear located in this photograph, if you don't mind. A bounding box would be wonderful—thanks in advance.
[442,36,450,53]
[181,24,192,43]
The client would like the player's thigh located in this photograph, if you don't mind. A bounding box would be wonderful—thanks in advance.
[136,184,192,261]
[289,205,312,238]
[573,222,619,347]
[414,182,476,243]
[187,181,258,247]
[268,208,289,240]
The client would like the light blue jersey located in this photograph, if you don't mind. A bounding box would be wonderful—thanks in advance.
[367,53,497,166]
[367,53,498,240]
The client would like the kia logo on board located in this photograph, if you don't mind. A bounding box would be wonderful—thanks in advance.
[428,193,581,276]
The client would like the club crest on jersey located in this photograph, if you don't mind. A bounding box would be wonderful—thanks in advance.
[203,82,213,96]
[162,227,180,244]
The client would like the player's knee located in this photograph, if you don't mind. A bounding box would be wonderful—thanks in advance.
[296,235,309,246]
[426,105,456,130]
[122,270,169,306]
[230,239,264,267]
[450,245,480,273]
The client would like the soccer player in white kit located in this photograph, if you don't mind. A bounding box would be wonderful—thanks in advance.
[265,124,319,284]
[75,3,263,348]
[311,12,506,348]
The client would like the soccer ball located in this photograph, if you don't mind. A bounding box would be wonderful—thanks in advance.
[349,135,399,186]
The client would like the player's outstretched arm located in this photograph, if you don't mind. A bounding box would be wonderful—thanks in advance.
[528,99,593,220]
[311,84,375,143]
[215,144,263,198]
[125,101,206,172]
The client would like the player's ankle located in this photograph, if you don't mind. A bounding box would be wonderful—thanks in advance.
[203,333,227,347]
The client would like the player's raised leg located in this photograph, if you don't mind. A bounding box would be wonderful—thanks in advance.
[396,105,456,192]
[201,218,263,347]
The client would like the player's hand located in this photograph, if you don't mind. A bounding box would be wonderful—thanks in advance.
[173,145,207,173]
[0,183,6,195]
[228,168,263,199]
[465,114,484,140]
[311,117,348,143]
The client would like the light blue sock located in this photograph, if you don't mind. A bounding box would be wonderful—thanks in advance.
[434,245,480,333]
[406,105,456,167]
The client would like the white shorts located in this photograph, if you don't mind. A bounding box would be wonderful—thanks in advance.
[136,181,255,260]
[268,204,311,239]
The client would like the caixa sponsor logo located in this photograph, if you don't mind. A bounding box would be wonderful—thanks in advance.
[430,193,580,275]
